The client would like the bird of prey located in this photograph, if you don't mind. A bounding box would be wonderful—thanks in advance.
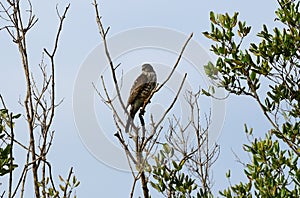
[125,64,157,132]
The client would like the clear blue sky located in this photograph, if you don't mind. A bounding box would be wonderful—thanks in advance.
[0,0,279,197]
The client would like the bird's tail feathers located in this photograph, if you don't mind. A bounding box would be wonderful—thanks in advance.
[125,116,133,133]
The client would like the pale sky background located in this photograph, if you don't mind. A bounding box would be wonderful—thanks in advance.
[0,0,279,197]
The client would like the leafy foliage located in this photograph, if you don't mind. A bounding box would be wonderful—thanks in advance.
[150,144,213,198]
[150,144,192,197]
[38,169,80,198]
[203,0,299,197]
[0,108,19,177]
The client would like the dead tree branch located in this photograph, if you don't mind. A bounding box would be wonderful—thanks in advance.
[93,0,127,113]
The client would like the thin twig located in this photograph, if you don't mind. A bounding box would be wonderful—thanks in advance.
[63,167,74,197]
[155,74,187,129]
[141,74,187,151]
[8,113,14,198]
[93,0,127,113]
[0,94,7,109]
[130,177,138,198]
[100,76,126,128]
[114,132,137,164]
[44,4,70,58]
[140,33,193,114]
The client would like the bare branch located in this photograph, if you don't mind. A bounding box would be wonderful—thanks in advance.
[155,73,187,128]
[130,177,138,198]
[114,132,137,164]
[0,94,7,109]
[99,76,126,128]
[139,33,193,116]
[157,33,193,93]
[44,4,70,58]
[93,0,127,113]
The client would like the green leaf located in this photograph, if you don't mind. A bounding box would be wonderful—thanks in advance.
[172,160,178,170]
[226,170,231,178]
[210,11,216,24]
[203,31,211,39]
[59,175,64,182]
[178,160,185,171]
[232,12,239,26]
[163,143,171,154]
[250,71,256,81]
[209,86,215,95]
[72,175,76,184]
[202,89,211,96]
[49,188,54,196]
[12,114,21,119]
[59,184,65,191]
[150,181,161,192]
[75,181,80,187]
[218,14,225,26]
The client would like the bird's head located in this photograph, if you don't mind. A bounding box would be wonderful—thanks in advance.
[142,64,154,72]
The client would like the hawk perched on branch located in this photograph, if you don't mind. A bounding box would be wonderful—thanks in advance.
[125,64,157,132]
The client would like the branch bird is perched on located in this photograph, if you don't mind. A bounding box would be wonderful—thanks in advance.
[125,64,157,133]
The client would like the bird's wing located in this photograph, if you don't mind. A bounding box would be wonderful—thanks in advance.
[127,73,148,105]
